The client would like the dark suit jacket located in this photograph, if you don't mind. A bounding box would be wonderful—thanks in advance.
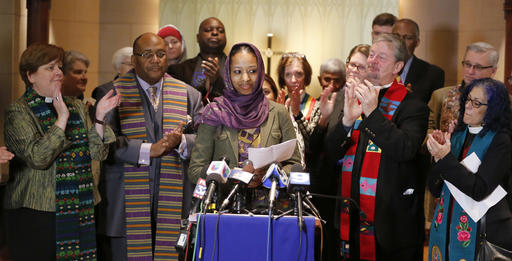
[404,56,445,104]
[93,74,203,237]
[167,54,226,102]
[330,84,429,260]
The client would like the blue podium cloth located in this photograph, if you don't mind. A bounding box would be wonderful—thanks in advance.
[195,214,315,261]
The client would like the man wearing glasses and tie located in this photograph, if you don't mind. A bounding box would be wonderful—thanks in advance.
[94,32,203,261]
[428,42,498,134]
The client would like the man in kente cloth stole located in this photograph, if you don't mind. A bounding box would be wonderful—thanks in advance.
[94,33,203,261]
[334,33,429,260]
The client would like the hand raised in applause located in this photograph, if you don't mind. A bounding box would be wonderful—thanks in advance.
[342,78,363,127]
[427,130,451,162]
[53,85,69,131]
[202,57,220,92]
[276,89,286,105]
[95,89,120,122]
[317,86,337,128]
[0,146,14,164]
[286,87,302,117]
[354,79,381,117]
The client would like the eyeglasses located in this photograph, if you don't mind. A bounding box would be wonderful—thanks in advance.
[134,50,166,60]
[461,61,493,71]
[465,96,487,108]
[282,52,306,59]
[347,62,366,72]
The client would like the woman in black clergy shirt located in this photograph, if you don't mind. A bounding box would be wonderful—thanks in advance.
[426,78,512,260]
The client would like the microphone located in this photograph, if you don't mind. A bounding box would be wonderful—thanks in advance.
[202,157,230,212]
[219,165,254,211]
[288,164,310,231]
[189,178,207,216]
[262,162,288,213]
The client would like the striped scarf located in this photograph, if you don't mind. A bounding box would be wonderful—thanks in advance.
[24,88,97,260]
[428,129,495,261]
[115,72,187,260]
[339,80,407,260]
[300,93,316,121]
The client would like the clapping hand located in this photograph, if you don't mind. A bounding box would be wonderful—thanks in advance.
[342,78,363,127]
[427,130,451,162]
[95,90,120,122]
[354,79,381,117]
[286,88,303,117]
[318,86,337,128]
[0,147,14,164]
[202,57,220,91]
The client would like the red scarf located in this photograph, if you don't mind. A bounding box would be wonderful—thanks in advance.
[339,80,407,260]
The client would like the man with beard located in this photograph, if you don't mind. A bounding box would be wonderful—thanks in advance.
[168,17,227,104]
[332,33,428,260]
[95,32,202,261]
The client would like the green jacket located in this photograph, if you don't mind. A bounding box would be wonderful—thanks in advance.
[3,95,115,211]
[188,101,301,183]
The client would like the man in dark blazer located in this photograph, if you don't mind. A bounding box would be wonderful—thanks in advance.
[167,17,227,104]
[331,34,428,260]
[393,18,445,103]
[94,33,203,261]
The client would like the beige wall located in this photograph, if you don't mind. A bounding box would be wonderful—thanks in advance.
[98,0,159,86]
[0,0,26,177]
[399,0,459,86]
[49,0,100,98]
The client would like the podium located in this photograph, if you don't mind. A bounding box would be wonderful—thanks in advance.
[194,214,315,261]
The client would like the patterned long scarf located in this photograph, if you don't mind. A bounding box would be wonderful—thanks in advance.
[428,128,495,261]
[24,88,97,260]
[300,93,317,121]
[339,80,407,260]
[116,72,187,260]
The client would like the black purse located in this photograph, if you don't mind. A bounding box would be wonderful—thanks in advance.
[476,215,512,261]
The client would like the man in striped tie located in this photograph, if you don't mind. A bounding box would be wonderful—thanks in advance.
[94,32,203,261]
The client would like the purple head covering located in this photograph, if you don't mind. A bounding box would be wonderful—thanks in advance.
[196,42,269,129]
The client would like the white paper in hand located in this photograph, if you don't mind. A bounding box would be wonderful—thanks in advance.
[248,139,297,169]
[445,152,508,222]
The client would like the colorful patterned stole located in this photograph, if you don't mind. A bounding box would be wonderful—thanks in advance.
[339,80,407,260]
[116,72,187,260]
[24,88,97,260]
[300,93,317,121]
[429,129,495,261]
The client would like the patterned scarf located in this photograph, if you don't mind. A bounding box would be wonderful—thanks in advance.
[24,88,97,260]
[116,72,187,260]
[339,80,407,260]
[300,93,317,121]
[428,128,495,261]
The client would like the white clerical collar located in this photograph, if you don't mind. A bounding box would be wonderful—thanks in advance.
[468,126,483,134]
[373,82,393,89]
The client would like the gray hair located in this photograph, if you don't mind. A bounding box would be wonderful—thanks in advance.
[112,47,133,71]
[373,33,410,63]
[319,58,346,79]
[464,42,499,67]
[62,50,89,75]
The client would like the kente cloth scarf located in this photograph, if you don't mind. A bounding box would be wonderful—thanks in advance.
[196,42,269,130]
[300,93,317,121]
[24,88,97,260]
[339,80,407,261]
[116,72,187,260]
[428,128,496,261]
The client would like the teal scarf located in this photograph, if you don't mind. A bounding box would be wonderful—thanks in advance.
[429,128,495,261]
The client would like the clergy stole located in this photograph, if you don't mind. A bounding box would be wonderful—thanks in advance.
[116,72,187,260]
[340,80,407,260]
[429,129,495,261]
